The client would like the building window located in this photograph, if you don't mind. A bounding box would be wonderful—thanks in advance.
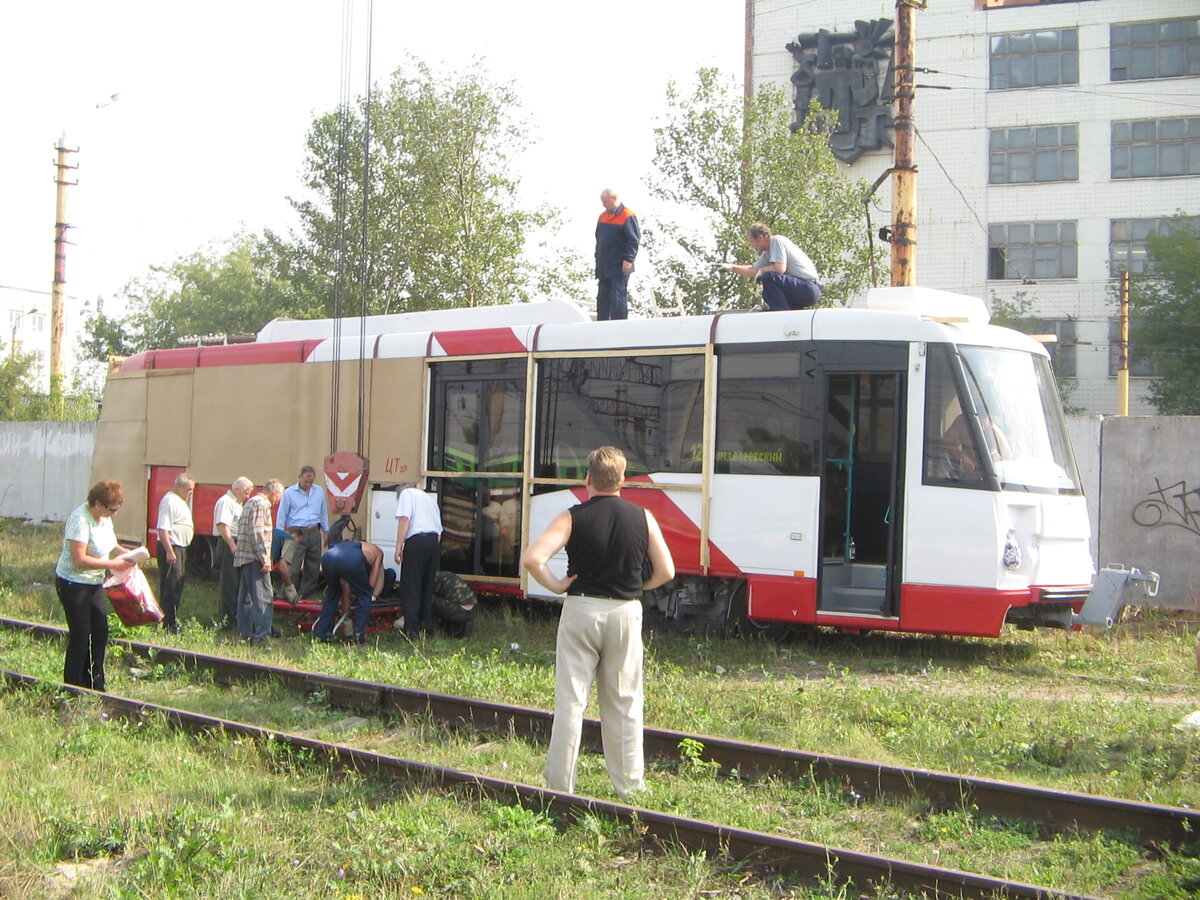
[1111,18,1200,81]
[1112,117,1200,179]
[28,313,45,333]
[1110,216,1200,274]
[979,1,1094,8]
[1033,319,1076,378]
[1108,319,1154,377]
[988,222,1077,280]
[989,125,1078,183]
[989,29,1078,89]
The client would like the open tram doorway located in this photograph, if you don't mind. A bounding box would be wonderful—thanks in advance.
[818,366,905,618]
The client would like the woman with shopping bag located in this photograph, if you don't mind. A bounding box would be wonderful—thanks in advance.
[54,480,136,690]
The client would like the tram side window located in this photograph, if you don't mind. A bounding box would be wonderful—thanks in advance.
[428,360,526,579]
[534,354,704,480]
[923,345,989,488]
[715,345,819,476]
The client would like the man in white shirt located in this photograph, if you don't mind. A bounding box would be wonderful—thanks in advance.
[720,222,823,310]
[213,477,252,630]
[393,483,442,639]
[156,472,195,633]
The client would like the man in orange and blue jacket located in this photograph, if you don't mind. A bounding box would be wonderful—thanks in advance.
[594,188,640,321]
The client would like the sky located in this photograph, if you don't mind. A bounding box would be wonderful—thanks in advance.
[0,1,744,322]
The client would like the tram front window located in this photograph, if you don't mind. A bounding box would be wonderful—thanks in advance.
[963,347,1080,493]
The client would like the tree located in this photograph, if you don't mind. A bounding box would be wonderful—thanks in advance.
[646,68,880,316]
[277,59,558,315]
[0,344,45,420]
[1132,219,1200,415]
[112,233,306,352]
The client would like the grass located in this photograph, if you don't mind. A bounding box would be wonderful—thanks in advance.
[2,517,1200,898]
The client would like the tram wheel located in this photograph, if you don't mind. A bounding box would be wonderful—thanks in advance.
[728,583,792,641]
[186,536,217,581]
[432,571,477,637]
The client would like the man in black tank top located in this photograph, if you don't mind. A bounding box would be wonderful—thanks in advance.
[522,446,675,798]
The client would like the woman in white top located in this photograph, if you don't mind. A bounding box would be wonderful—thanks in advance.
[54,480,134,690]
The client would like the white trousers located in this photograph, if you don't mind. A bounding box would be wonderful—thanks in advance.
[544,595,645,798]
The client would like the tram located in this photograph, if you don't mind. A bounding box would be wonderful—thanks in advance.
[92,286,1093,638]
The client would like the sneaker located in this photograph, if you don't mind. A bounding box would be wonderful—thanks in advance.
[283,585,299,604]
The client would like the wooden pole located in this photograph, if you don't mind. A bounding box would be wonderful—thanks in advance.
[891,0,919,287]
[1117,270,1130,416]
[50,134,77,419]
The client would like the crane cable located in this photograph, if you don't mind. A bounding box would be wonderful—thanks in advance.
[328,0,356,452]
[356,0,374,457]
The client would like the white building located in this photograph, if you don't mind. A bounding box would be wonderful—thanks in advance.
[750,0,1200,414]
[2,287,51,389]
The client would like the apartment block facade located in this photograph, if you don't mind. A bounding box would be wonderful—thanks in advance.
[750,0,1199,413]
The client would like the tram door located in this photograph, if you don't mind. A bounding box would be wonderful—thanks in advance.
[818,358,905,618]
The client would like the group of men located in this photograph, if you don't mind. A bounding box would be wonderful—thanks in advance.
[154,466,444,648]
[155,445,676,801]
[593,187,822,319]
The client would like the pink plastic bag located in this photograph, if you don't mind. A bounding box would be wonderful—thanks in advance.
[103,565,163,627]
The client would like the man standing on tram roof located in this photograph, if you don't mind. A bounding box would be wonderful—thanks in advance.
[594,188,640,321]
[719,222,822,311]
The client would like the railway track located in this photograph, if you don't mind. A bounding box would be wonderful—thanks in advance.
[2,668,1104,900]
[4,615,1196,852]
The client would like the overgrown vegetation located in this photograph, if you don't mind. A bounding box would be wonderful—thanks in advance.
[3,517,1198,897]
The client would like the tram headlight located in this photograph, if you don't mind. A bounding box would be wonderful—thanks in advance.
[1003,530,1022,571]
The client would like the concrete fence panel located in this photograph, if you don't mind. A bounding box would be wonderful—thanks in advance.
[1098,416,1199,610]
[0,422,97,522]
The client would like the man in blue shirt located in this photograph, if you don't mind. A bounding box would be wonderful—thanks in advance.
[594,188,640,321]
[276,465,329,600]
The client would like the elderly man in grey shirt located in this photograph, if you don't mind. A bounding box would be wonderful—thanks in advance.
[720,222,822,310]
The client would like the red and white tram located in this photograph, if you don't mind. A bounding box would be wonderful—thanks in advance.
[93,286,1092,638]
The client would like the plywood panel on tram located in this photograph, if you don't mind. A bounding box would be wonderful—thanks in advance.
[366,357,424,484]
[90,376,150,545]
[186,359,386,488]
[144,371,194,465]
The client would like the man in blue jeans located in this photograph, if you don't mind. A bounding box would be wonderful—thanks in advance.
[720,222,822,310]
[314,540,386,645]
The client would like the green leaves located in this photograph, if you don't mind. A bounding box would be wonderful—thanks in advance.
[1132,221,1200,414]
[286,59,554,314]
[647,69,882,316]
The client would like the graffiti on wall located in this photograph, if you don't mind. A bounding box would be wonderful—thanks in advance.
[1132,477,1200,536]
[785,18,895,163]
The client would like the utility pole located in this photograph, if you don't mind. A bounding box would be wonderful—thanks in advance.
[891,0,922,287]
[50,133,78,419]
[1117,270,1130,415]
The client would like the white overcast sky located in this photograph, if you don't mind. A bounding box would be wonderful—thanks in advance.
[0,1,744,317]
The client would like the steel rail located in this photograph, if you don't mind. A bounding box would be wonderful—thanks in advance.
[5,616,1197,849]
[2,669,1102,900]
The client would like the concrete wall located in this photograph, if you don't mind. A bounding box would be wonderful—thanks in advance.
[1,416,1194,609]
[0,422,97,522]
[1098,417,1199,609]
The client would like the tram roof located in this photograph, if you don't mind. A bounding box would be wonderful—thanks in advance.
[118,287,1046,372]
